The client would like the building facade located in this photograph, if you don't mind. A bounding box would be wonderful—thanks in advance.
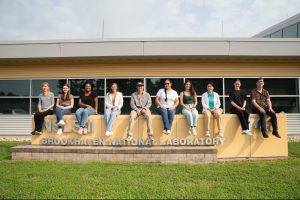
[0,38,300,135]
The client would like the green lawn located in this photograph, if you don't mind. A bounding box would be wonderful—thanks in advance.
[0,142,299,199]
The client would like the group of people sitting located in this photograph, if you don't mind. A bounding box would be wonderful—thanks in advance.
[31,77,281,141]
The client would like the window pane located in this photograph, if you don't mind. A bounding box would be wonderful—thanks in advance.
[298,23,300,38]
[270,30,282,38]
[106,79,141,96]
[70,79,104,96]
[225,78,298,95]
[283,24,297,38]
[32,79,67,96]
[0,98,29,114]
[0,80,30,96]
[189,78,223,95]
[146,78,184,96]
[271,97,299,113]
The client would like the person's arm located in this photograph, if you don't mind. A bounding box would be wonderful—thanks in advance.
[43,93,55,112]
[78,98,93,109]
[267,98,275,113]
[179,92,190,110]
[215,93,221,109]
[116,93,123,110]
[192,92,198,111]
[130,94,138,111]
[144,93,152,110]
[170,98,179,110]
[63,97,74,109]
[37,95,42,112]
[251,91,265,113]
[155,90,166,109]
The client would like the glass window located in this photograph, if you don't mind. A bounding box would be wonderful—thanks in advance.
[225,78,298,95]
[298,23,300,38]
[146,78,184,96]
[0,80,30,96]
[0,98,29,114]
[283,24,297,38]
[32,79,67,96]
[189,78,223,95]
[70,79,104,97]
[106,79,141,96]
[270,30,282,38]
[272,97,299,113]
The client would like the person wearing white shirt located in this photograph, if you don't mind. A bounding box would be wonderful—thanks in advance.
[155,79,179,135]
[104,83,123,136]
[201,82,223,138]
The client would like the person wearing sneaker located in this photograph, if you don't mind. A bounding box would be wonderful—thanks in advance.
[202,82,223,138]
[155,79,179,135]
[104,83,123,136]
[229,79,252,136]
[126,81,153,141]
[75,81,98,135]
[179,81,198,136]
[54,84,74,135]
[251,77,281,139]
[31,82,54,135]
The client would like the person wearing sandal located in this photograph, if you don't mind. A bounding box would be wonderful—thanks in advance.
[75,81,98,135]
[229,79,252,136]
[202,81,223,138]
[179,80,198,136]
[104,82,123,136]
[155,79,179,135]
[31,82,54,135]
[54,84,74,135]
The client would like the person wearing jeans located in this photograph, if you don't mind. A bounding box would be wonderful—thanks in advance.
[54,84,74,135]
[155,79,179,135]
[126,81,153,142]
[31,82,54,135]
[75,81,98,135]
[251,77,280,139]
[179,80,198,136]
[104,83,123,136]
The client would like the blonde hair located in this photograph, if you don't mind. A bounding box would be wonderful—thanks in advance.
[41,82,51,96]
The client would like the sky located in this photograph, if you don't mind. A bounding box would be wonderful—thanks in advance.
[0,0,300,40]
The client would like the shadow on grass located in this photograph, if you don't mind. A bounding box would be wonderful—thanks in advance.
[288,142,300,158]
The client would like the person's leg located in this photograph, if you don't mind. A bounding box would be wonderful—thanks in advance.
[37,110,53,132]
[258,111,267,137]
[213,108,223,133]
[75,108,84,127]
[191,109,198,127]
[266,110,279,137]
[143,109,153,136]
[34,112,42,131]
[156,107,169,131]
[54,107,62,123]
[204,110,212,132]
[232,109,248,130]
[127,110,138,135]
[104,108,112,130]
[182,108,193,127]
[167,108,176,131]
[243,110,250,130]
[81,108,95,127]
[107,110,120,132]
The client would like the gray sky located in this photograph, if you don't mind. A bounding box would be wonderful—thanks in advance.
[0,0,300,40]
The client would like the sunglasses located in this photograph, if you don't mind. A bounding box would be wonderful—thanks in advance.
[164,82,170,85]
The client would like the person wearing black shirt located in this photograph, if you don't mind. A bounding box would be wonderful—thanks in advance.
[75,81,98,134]
[229,79,252,136]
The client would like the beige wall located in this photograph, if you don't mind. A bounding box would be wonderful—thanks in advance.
[0,59,299,78]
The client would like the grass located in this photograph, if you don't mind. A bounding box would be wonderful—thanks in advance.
[0,142,299,199]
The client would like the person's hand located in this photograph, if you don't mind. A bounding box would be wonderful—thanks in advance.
[137,109,142,116]
[112,107,117,112]
[160,105,167,110]
[95,111,98,115]
[269,107,275,113]
[259,107,266,113]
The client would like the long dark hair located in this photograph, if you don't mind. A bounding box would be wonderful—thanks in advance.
[183,80,196,96]
[61,84,70,101]
[164,79,172,101]
[108,82,119,94]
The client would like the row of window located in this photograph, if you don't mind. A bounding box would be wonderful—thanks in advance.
[0,78,298,96]
[0,78,299,114]
[265,22,300,38]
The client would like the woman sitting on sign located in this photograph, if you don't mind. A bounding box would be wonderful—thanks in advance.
[104,82,123,136]
[179,80,198,136]
[54,84,74,135]
[31,82,54,135]
[75,81,98,135]
[155,79,179,135]
[201,81,223,138]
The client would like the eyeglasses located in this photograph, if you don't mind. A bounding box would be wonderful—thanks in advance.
[137,85,144,87]
[164,83,170,85]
